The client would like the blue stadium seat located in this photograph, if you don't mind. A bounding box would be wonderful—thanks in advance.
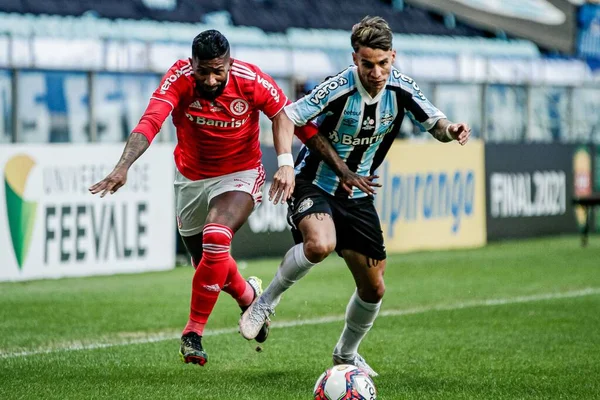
[1,0,24,14]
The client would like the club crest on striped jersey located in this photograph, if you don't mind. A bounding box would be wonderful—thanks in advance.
[230,99,249,116]
[381,113,394,126]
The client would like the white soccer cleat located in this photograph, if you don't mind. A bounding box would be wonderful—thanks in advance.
[332,352,379,377]
[239,297,274,340]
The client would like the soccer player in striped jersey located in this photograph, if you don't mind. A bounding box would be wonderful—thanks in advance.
[89,30,325,367]
[240,16,471,376]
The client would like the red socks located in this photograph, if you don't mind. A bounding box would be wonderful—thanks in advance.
[183,224,253,336]
[222,261,254,307]
[184,224,232,336]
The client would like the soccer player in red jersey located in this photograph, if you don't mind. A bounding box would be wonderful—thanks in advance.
[89,30,326,366]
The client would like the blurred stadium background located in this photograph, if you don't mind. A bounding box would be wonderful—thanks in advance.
[1,1,600,399]
[2,0,599,273]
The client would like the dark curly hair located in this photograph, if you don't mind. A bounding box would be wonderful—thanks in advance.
[192,29,230,60]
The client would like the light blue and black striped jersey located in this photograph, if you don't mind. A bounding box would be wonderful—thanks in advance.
[285,65,446,198]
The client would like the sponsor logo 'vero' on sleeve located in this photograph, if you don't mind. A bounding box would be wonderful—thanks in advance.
[152,61,193,110]
[285,73,349,126]
[252,67,287,118]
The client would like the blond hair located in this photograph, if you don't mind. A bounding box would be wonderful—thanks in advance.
[351,16,393,52]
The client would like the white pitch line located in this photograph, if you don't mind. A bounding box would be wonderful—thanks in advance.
[1,287,599,359]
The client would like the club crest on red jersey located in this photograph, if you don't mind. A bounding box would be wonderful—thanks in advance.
[230,99,249,116]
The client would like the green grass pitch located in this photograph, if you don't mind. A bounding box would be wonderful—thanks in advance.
[1,236,599,399]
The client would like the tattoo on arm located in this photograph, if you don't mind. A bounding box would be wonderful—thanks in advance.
[115,133,150,170]
[429,119,453,143]
[305,133,349,177]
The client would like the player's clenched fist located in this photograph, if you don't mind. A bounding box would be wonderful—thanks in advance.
[269,165,295,205]
[89,167,128,198]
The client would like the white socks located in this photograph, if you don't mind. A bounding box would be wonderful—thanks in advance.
[334,290,381,358]
[261,243,316,307]
[261,245,381,358]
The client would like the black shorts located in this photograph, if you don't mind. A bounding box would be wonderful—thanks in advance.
[287,178,386,261]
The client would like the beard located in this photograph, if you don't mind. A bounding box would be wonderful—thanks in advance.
[195,81,226,100]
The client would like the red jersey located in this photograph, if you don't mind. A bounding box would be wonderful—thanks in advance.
[133,59,316,180]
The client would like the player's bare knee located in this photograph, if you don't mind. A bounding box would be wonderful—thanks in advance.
[303,239,335,263]
[358,281,385,303]
[373,281,386,301]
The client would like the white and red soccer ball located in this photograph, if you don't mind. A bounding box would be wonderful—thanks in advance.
[313,364,377,400]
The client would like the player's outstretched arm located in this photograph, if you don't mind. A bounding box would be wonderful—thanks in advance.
[429,118,471,145]
[88,133,149,197]
[89,60,181,198]
[305,133,381,196]
[269,111,296,205]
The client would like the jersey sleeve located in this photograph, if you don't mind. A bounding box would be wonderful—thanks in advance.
[294,121,319,143]
[250,66,288,119]
[132,60,192,143]
[284,72,350,126]
[132,100,173,143]
[398,73,446,131]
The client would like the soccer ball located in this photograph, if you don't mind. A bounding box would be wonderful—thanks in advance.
[313,364,377,400]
